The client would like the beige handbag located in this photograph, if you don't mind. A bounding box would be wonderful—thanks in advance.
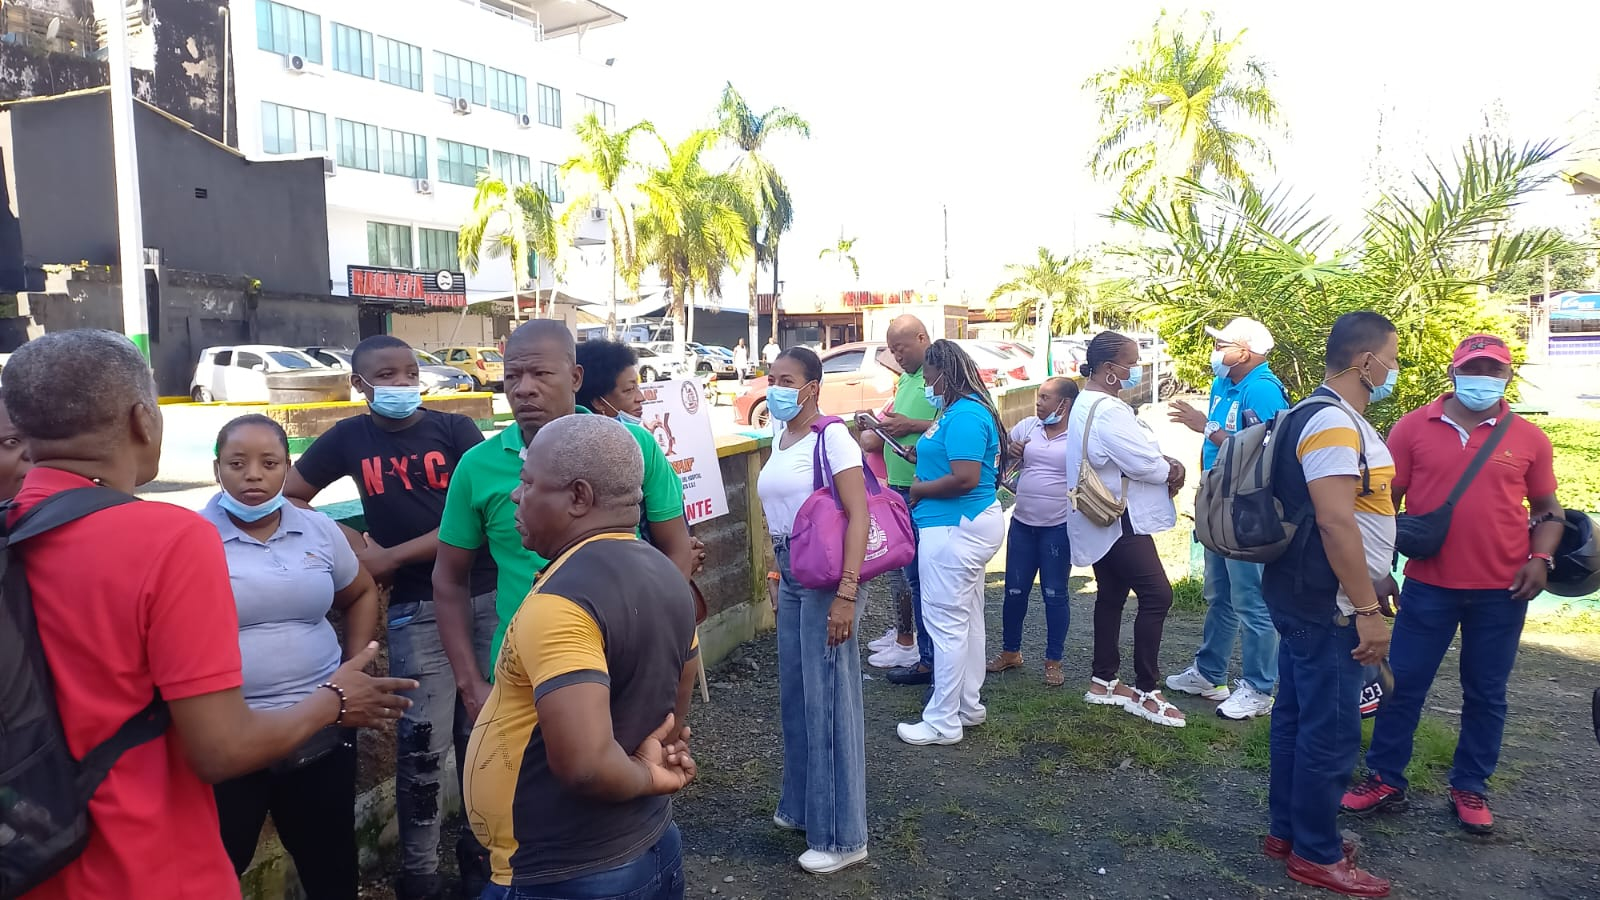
[1070,397,1129,527]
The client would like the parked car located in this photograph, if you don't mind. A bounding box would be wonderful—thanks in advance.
[435,346,505,390]
[631,345,695,383]
[190,345,348,403]
[640,341,737,377]
[733,341,900,428]
[304,346,475,396]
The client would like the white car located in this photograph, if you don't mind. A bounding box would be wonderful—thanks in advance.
[629,345,696,383]
[190,345,347,403]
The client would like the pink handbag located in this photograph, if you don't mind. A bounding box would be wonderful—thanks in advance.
[789,417,916,590]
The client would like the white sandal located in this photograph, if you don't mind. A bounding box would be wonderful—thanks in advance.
[1084,676,1133,710]
[1129,689,1186,728]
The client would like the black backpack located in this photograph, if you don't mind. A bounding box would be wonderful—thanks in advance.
[0,487,168,899]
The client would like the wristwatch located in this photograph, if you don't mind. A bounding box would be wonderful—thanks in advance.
[1530,552,1555,573]
[1203,421,1221,436]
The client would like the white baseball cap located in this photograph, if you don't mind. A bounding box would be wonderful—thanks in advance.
[1204,317,1275,355]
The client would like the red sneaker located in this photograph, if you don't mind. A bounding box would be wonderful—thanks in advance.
[1287,854,1391,898]
[1263,835,1358,862]
[1341,774,1406,815]
[1449,789,1494,834]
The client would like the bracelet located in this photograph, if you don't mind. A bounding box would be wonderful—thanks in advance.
[1530,552,1555,572]
[1352,605,1382,617]
[766,571,781,582]
[835,593,858,603]
[318,682,347,726]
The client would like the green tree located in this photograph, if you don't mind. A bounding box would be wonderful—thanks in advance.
[989,247,1099,337]
[458,175,560,321]
[637,130,753,352]
[1491,244,1595,297]
[1112,138,1582,429]
[1087,11,1281,205]
[562,114,658,334]
[715,83,811,346]
[818,230,860,284]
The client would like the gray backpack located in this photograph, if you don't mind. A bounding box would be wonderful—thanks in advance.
[1195,395,1368,563]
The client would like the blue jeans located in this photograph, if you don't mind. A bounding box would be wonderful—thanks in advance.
[478,822,683,899]
[1195,549,1278,693]
[1001,519,1070,660]
[891,484,933,670]
[773,543,868,854]
[1268,609,1363,866]
[1364,580,1527,795]
[388,592,498,875]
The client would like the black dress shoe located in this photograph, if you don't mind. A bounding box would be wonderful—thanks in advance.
[886,664,933,685]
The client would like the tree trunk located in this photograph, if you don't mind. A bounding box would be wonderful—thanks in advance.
[607,217,620,339]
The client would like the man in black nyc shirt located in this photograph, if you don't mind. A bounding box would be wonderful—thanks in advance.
[287,335,497,900]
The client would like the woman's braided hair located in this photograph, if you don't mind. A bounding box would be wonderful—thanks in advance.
[1080,331,1134,381]
[925,339,1015,470]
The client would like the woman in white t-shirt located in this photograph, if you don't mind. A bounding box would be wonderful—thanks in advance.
[1066,333,1188,728]
[755,347,872,876]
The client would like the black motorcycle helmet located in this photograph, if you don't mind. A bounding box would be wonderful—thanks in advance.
[1547,510,1600,598]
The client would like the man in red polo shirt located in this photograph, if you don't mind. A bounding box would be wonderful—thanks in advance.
[4,330,414,900]
[1342,333,1565,835]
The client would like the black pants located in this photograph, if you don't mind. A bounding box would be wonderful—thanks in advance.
[215,739,358,899]
[1090,518,1173,692]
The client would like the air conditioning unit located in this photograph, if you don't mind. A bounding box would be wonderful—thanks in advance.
[414,178,433,195]
[452,96,472,115]
[322,157,336,177]
[284,53,308,73]
[517,113,533,129]
[589,207,606,222]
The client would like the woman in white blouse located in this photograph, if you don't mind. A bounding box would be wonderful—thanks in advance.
[755,347,873,876]
[1066,333,1188,727]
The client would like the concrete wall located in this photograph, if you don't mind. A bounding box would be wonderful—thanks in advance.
[1,91,329,296]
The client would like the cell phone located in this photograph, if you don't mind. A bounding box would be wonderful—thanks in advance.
[881,436,914,460]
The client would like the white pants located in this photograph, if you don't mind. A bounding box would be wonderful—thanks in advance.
[917,502,1005,736]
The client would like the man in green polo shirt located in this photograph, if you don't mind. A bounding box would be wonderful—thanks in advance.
[432,320,692,726]
[880,314,938,685]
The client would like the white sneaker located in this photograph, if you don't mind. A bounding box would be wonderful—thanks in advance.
[798,847,868,874]
[1166,666,1231,701]
[868,641,919,669]
[1216,684,1274,720]
[867,627,899,653]
[897,720,962,746]
[773,813,804,832]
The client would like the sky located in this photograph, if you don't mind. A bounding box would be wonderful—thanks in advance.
[578,0,1600,302]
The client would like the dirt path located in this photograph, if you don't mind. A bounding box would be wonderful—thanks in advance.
[670,579,1600,900]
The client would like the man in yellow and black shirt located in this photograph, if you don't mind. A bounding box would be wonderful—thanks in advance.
[464,415,699,899]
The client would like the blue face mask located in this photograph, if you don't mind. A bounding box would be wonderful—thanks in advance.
[369,385,423,419]
[1120,365,1143,391]
[616,409,643,426]
[1041,400,1066,426]
[1365,357,1398,403]
[217,489,286,523]
[1210,350,1232,379]
[1454,375,1507,412]
[767,385,809,422]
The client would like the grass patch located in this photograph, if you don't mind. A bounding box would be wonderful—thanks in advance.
[1524,604,1600,636]
[884,806,925,861]
[1540,418,1600,514]
[1239,715,1459,794]
[1171,575,1206,612]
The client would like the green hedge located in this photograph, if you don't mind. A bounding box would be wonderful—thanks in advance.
[1541,418,1600,514]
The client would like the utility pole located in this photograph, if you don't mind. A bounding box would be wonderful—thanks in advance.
[943,204,950,282]
[107,1,150,358]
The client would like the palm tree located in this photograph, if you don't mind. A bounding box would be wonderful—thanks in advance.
[818,230,860,286]
[990,247,1097,334]
[562,114,657,335]
[715,83,811,348]
[637,130,753,355]
[1087,11,1281,206]
[458,175,560,321]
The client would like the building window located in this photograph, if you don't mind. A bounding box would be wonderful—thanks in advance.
[540,161,565,203]
[577,94,616,129]
[336,119,379,171]
[419,228,460,272]
[383,129,428,179]
[255,0,321,63]
[438,139,490,187]
[330,23,372,77]
[367,222,413,268]
[260,102,326,154]
[434,51,486,106]
[376,36,423,91]
[488,68,528,117]
[537,83,562,128]
[493,151,532,185]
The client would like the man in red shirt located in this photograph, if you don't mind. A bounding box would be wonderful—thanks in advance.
[1342,333,1565,835]
[4,330,414,900]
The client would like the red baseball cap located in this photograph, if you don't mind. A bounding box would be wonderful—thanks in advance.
[1452,334,1512,367]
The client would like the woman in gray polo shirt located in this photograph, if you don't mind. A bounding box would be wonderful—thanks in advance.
[199,414,379,897]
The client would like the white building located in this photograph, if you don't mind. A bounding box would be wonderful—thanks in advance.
[226,0,623,340]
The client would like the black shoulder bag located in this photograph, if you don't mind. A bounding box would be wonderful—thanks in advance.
[1393,414,1513,560]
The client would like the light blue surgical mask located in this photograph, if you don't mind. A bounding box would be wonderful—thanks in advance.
[367,383,423,419]
[1120,364,1143,391]
[1210,350,1232,379]
[1365,356,1398,403]
[768,385,804,422]
[616,409,643,426]
[925,387,948,412]
[1454,375,1507,412]
[1041,400,1067,426]
[217,489,286,523]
